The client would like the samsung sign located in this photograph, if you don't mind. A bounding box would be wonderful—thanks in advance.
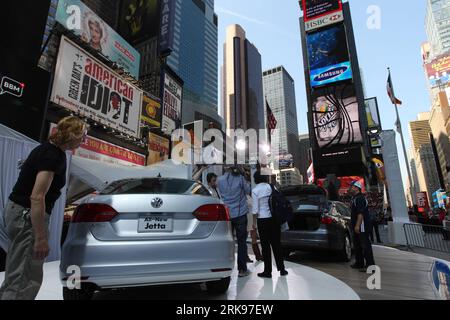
[305,11,344,32]
[310,62,352,87]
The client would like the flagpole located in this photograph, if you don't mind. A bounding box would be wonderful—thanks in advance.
[389,68,417,207]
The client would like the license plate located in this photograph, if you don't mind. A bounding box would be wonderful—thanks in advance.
[138,215,173,233]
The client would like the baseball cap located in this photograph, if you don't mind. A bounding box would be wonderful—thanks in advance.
[350,180,363,190]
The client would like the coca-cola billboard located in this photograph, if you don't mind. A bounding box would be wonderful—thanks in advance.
[312,84,362,149]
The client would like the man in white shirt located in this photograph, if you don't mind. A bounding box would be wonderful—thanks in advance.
[252,171,287,278]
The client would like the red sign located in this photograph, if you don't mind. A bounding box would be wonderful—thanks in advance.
[317,176,365,195]
[302,0,343,22]
[416,192,430,213]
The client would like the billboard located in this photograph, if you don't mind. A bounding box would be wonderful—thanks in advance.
[417,192,430,213]
[159,0,176,55]
[312,84,363,148]
[141,93,162,128]
[148,132,170,165]
[51,36,143,138]
[302,0,343,32]
[161,71,182,134]
[425,54,450,88]
[364,97,381,129]
[56,0,141,79]
[49,123,145,166]
[317,176,365,195]
[307,24,352,87]
[118,0,159,45]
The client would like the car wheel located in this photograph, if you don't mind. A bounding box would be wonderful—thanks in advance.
[338,234,352,262]
[206,277,231,294]
[62,285,95,300]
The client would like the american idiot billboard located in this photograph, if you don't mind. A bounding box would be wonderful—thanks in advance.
[302,0,343,32]
[51,36,143,138]
[425,54,450,88]
[307,23,353,87]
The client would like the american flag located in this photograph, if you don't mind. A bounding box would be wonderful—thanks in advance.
[387,70,402,105]
[266,100,277,133]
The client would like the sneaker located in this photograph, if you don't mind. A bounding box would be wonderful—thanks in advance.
[257,272,272,278]
[246,256,253,263]
[238,270,251,278]
[280,270,288,276]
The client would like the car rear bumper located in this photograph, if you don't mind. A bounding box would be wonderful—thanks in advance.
[60,232,235,289]
[281,227,345,251]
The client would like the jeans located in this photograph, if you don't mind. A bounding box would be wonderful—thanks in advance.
[231,214,248,272]
[353,231,375,267]
[369,221,382,243]
[257,218,285,273]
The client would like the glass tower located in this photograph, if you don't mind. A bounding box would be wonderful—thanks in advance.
[167,0,219,125]
[426,0,450,57]
[263,66,299,159]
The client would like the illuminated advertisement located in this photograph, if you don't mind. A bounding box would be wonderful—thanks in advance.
[148,132,170,165]
[141,93,162,128]
[317,176,365,195]
[425,54,450,88]
[56,0,141,78]
[302,0,343,32]
[417,192,430,213]
[364,97,381,129]
[307,24,352,87]
[118,0,159,45]
[51,36,143,138]
[312,84,363,148]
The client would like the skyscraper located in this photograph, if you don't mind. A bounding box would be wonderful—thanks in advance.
[166,0,220,127]
[222,24,265,132]
[425,0,450,57]
[298,134,311,181]
[409,112,441,205]
[262,66,300,166]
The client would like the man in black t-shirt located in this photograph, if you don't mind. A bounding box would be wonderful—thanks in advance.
[348,181,375,271]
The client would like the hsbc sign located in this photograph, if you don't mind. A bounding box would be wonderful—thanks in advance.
[305,11,344,32]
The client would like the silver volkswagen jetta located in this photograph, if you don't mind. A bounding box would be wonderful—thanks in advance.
[60,178,235,300]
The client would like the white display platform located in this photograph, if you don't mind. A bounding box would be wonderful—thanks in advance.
[0,258,360,300]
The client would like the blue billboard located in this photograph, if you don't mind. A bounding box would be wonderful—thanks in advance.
[307,24,352,88]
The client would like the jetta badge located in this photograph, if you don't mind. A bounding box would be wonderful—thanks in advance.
[151,197,163,209]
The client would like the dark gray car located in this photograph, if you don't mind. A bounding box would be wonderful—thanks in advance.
[280,185,353,261]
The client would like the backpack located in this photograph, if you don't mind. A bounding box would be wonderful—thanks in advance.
[268,184,293,225]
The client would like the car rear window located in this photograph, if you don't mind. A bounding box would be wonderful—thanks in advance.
[100,179,210,196]
[286,194,327,212]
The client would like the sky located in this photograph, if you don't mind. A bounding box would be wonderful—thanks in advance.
[215,0,431,187]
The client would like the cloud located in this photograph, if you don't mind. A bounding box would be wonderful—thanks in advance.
[216,6,267,25]
[216,6,298,41]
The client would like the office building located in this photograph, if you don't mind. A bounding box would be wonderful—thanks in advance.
[273,168,303,187]
[263,66,300,167]
[429,90,450,192]
[166,0,221,127]
[222,24,265,133]
[409,113,442,205]
[425,0,450,57]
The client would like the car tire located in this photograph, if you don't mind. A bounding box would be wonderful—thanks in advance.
[63,286,95,300]
[206,276,231,294]
[338,233,352,262]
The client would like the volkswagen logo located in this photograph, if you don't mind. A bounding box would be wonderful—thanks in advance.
[151,197,163,209]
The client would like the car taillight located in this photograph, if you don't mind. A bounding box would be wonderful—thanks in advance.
[72,203,118,223]
[193,204,230,221]
[321,216,333,225]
